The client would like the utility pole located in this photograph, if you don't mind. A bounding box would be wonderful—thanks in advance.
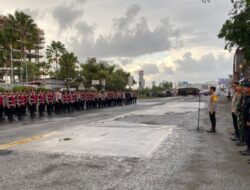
[10,45,13,85]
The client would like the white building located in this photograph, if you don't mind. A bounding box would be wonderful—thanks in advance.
[139,70,145,89]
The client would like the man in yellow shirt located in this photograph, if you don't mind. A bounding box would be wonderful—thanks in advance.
[208,86,218,133]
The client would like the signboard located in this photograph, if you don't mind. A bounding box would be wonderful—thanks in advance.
[92,80,100,85]
[218,78,230,85]
[101,79,106,86]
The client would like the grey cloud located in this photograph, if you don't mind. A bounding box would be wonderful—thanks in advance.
[143,64,159,75]
[118,58,133,66]
[19,8,45,19]
[71,4,181,58]
[75,0,87,5]
[174,52,232,82]
[176,52,217,72]
[113,4,141,30]
[53,4,83,29]
[76,21,95,38]
[164,67,175,75]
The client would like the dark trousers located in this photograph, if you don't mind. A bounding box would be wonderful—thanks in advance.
[232,113,240,137]
[39,104,45,116]
[47,103,53,115]
[15,106,23,120]
[7,106,15,121]
[0,105,4,120]
[245,127,250,150]
[209,112,216,130]
[29,104,36,117]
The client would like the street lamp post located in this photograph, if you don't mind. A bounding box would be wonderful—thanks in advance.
[10,45,13,85]
[0,46,14,85]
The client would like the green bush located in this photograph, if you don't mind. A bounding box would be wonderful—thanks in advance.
[36,87,49,93]
[0,87,5,92]
[12,86,34,92]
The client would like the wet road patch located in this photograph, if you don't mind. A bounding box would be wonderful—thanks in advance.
[10,126,175,158]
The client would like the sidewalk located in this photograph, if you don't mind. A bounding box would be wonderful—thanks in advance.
[177,96,250,190]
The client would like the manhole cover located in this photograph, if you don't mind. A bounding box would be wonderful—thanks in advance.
[0,150,13,156]
[61,138,72,141]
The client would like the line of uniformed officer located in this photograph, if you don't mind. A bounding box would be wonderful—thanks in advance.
[0,90,137,122]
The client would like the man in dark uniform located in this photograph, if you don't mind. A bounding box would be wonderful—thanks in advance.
[62,91,68,113]
[22,92,28,115]
[28,90,37,118]
[6,91,16,121]
[38,90,46,116]
[80,91,86,110]
[240,82,250,157]
[46,90,54,115]
[16,92,25,120]
[0,91,5,122]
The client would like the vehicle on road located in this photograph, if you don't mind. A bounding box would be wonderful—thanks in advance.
[177,88,200,96]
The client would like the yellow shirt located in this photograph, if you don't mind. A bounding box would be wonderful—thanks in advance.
[209,92,218,112]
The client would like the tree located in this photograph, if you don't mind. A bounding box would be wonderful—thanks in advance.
[17,61,40,81]
[46,41,66,79]
[58,52,78,88]
[218,1,250,65]
[106,69,130,90]
[80,58,132,90]
[0,16,19,81]
[39,61,51,79]
[9,11,39,82]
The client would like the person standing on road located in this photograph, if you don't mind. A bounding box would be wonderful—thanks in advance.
[231,83,241,140]
[0,91,5,122]
[208,86,218,133]
[6,91,16,121]
[38,90,46,116]
[240,84,250,156]
[28,90,38,118]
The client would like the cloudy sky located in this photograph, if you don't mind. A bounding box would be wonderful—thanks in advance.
[1,0,233,86]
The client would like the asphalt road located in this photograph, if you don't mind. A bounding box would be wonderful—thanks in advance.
[0,96,250,190]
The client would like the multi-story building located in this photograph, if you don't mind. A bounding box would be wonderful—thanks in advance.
[139,70,145,89]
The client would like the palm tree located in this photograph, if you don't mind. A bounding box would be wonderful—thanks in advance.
[8,11,39,83]
[46,41,66,80]
[58,52,78,89]
[0,17,18,83]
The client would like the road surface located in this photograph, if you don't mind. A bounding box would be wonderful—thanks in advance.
[0,96,250,190]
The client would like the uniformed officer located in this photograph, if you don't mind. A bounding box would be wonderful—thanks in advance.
[28,90,38,117]
[55,90,62,114]
[80,91,86,110]
[231,83,241,141]
[6,91,16,121]
[62,91,68,113]
[0,91,5,121]
[16,92,25,120]
[239,82,250,157]
[38,90,46,116]
[67,91,73,112]
[76,91,81,111]
[208,86,218,133]
[46,90,54,115]
[23,92,28,115]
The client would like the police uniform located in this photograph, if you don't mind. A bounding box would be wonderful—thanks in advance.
[16,93,25,120]
[38,92,46,116]
[208,91,218,132]
[28,92,38,117]
[46,91,54,115]
[6,93,16,121]
[0,93,5,121]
